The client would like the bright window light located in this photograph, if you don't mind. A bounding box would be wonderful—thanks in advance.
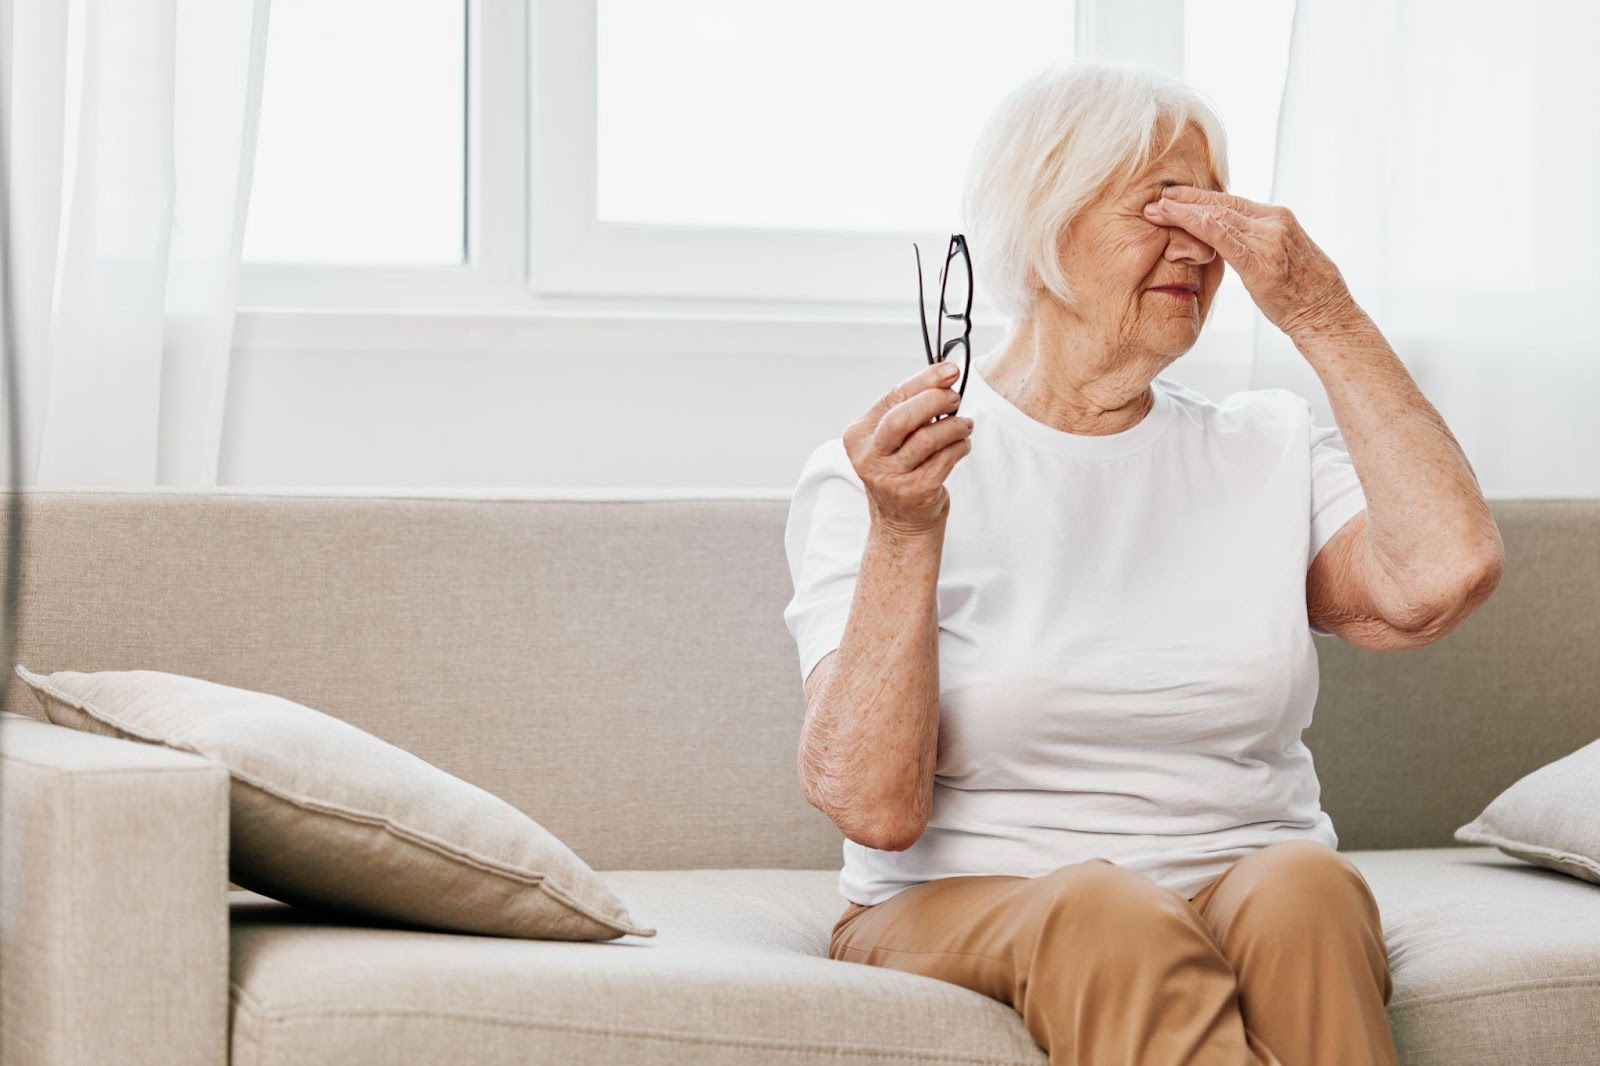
[1182,0,1297,332]
[596,1,1076,234]
[242,0,466,265]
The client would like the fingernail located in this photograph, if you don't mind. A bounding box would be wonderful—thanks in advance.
[941,363,959,377]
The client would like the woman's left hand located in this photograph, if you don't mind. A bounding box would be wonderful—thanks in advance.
[1144,187,1358,336]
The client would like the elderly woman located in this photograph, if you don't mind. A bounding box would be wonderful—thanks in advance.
[781,61,1504,1066]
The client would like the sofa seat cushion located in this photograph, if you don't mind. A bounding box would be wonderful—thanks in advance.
[1353,846,1600,1063]
[230,868,1044,1066]
[229,848,1600,1066]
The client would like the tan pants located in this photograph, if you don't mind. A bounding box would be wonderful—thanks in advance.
[829,839,1397,1066]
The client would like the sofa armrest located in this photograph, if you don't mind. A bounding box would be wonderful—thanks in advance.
[0,711,230,1066]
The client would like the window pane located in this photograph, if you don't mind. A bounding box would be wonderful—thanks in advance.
[1182,0,1296,332]
[596,1,1075,234]
[243,0,465,265]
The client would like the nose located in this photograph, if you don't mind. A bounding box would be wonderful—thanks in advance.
[1163,226,1217,266]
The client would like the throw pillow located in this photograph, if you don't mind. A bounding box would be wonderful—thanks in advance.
[16,664,656,940]
[1455,736,1600,886]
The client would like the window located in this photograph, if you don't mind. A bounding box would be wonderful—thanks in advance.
[238,0,1296,330]
[242,0,466,266]
[1181,0,1296,333]
[595,1,1074,234]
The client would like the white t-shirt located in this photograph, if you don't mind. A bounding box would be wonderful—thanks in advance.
[781,358,1369,906]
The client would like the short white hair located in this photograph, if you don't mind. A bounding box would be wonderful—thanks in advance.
[960,60,1231,321]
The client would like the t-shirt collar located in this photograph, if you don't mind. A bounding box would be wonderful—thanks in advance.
[961,359,1175,460]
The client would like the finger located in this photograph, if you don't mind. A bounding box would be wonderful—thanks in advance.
[916,433,974,486]
[1158,184,1275,218]
[1144,198,1254,261]
[873,385,963,457]
[896,413,972,470]
[861,361,962,427]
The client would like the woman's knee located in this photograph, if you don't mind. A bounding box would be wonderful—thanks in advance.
[1263,842,1378,903]
[1226,841,1384,935]
[1028,859,1217,955]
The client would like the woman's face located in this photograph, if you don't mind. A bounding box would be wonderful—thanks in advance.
[1054,123,1226,360]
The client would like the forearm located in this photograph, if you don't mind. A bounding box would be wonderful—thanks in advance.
[1289,299,1505,625]
[801,520,943,851]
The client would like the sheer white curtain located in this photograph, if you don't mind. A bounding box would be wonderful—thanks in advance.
[1248,0,1599,496]
[1,0,271,487]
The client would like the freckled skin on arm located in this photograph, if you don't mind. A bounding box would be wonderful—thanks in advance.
[796,363,973,853]
[1292,309,1505,650]
[1147,180,1506,647]
[1309,506,1501,652]
[798,521,947,853]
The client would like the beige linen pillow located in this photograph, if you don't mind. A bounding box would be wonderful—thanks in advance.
[16,664,655,940]
[1455,735,1600,886]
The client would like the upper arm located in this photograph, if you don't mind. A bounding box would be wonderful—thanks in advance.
[1301,397,1431,650]
[783,441,869,689]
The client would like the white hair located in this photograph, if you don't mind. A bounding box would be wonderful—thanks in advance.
[960,60,1231,322]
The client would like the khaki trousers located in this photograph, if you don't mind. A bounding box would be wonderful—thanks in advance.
[829,839,1397,1066]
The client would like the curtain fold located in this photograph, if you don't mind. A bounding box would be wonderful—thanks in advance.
[2,0,271,487]
[1249,0,1599,496]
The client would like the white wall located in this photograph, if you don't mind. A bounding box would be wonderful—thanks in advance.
[218,313,1254,489]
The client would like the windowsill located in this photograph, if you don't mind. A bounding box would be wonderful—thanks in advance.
[232,304,1259,364]
[232,295,1016,355]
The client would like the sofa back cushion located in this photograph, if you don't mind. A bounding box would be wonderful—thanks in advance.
[1,490,1594,869]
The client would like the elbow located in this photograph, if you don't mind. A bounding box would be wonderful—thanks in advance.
[799,760,928,852]
[1386,549,1506,641]
[806,787,927,852]
[851,809,928,852]
[1436,548,1506,620]
[1464,547,1505,613]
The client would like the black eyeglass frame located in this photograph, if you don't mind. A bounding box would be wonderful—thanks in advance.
[915,233,974,420]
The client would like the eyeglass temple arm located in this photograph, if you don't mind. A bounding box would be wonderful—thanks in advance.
[915,245,937,364]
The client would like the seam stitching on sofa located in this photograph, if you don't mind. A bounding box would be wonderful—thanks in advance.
[66,773,79,1062]
[5,486,795,502]
[21,667,646,935]
[232,984,272,1066]
[224,777,549,889]
[1388,973,1600,1010]
[0,747,222,776]
[1452,828,1600,877]
[226,776,649,938]
[224,990,1034,1064]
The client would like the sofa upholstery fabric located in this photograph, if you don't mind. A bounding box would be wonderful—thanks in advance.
[225,851,1600,1066]
[0,713,231,1066]
[16,664,654,941]
[1,490,1596,1066]
[1456,736,1600,885]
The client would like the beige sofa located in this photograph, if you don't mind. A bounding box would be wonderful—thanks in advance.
[1,489,1597,1066]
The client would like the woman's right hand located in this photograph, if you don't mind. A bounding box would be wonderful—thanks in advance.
[843,362,975,537]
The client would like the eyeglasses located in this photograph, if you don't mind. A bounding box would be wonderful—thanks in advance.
[915,233,973,420]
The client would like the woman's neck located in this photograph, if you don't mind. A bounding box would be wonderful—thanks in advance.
[975,311,1163,437]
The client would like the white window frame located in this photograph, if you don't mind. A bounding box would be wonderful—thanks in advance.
[237,0,1186,320]
[240,0,529,310]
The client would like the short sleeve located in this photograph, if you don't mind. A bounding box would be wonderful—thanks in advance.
[1305,401,1368,634]
[782,439,871,685]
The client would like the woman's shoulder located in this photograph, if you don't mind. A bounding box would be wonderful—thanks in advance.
[790,438,867,517]
[1156,376,1310,435]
